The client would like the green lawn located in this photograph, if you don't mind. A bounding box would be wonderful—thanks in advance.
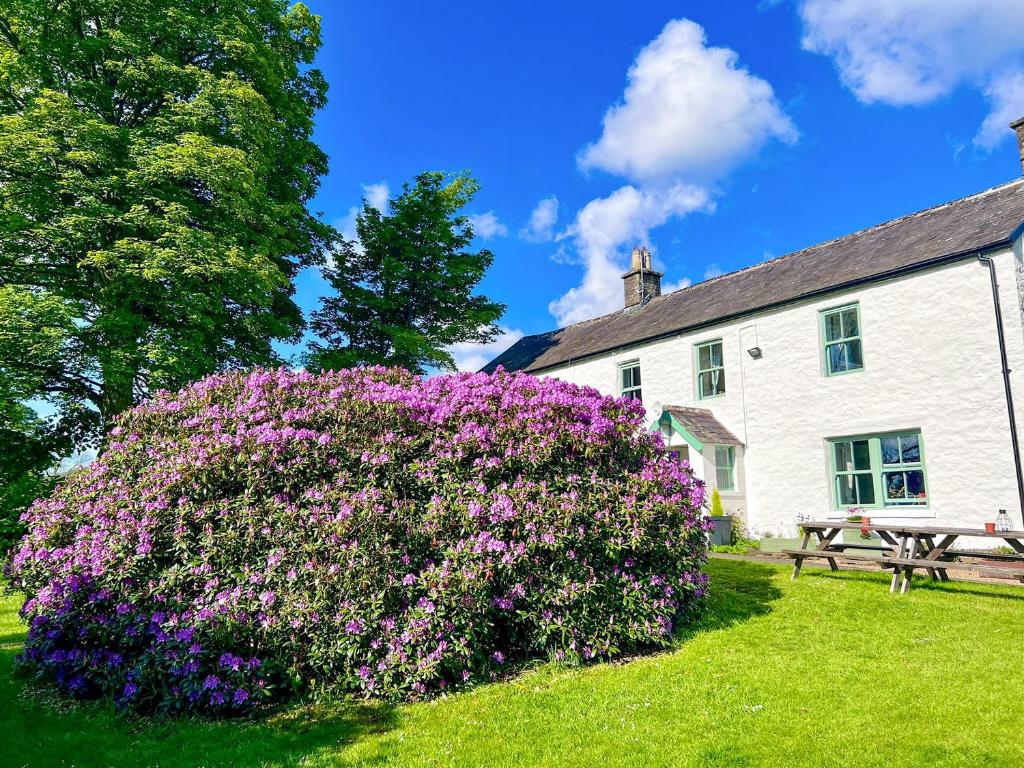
[3,558,1023,767]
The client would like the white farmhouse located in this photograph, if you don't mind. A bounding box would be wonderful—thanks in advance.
[484,119,1024,538]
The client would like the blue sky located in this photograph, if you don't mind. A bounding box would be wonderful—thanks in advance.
[293,0,1024,370]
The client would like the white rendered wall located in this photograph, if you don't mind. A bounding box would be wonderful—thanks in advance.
[540,247,1024,539]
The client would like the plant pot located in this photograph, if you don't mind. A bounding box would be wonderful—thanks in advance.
[708,516,733,546]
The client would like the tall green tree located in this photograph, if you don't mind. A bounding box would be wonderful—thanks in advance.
[308,172,505,374]
[0,1,333,444]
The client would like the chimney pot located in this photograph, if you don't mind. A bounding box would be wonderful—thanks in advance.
[1011,116,1024,175]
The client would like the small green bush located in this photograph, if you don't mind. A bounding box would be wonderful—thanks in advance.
[709,487,726,518]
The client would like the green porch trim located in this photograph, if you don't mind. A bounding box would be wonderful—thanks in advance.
[648,409,705,452]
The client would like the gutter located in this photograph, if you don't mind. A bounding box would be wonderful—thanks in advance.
[520,238,1015,376]
[977,252,1024,525]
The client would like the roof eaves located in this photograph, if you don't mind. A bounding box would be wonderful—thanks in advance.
[523,237,1013,375]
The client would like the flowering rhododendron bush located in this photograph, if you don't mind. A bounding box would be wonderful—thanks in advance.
[4,367,708,715]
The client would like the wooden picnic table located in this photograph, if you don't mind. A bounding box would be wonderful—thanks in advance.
[785,521,1024,593]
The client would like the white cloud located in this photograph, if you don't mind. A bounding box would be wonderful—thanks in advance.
[799,0,1024,145]
[578,18,797,184]
[336,181,391,243]
[446,326,524,372]
[519,196,560,242]
[363,182,390,214]
[977,70,1024,149]
[549,184,712,326]
[467,211,508,240]
[661,276,693,294]
[703,263,725,280]
[552,19,793,326]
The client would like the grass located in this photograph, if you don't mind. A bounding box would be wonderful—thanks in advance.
[3,559,1024,767]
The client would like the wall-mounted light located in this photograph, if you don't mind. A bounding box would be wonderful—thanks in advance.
[747,346,763,359]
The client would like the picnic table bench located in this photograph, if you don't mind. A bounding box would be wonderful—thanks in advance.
[784,521,1024,593]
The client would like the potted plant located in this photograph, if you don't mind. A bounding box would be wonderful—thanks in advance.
[707,488,733,546]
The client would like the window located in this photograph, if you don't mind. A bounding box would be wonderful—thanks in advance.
[821,304,863,376]
[667,446,690,465]
[714,445,736,491]
[696,340,725,398]
[619,361,642,402]
[830,431,928,509]
[879,433,927,505]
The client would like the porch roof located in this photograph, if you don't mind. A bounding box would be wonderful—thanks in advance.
[657,406,743,451]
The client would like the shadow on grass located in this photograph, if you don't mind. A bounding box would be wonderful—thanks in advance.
[689,558,783,635]
[0,637,398,768]
[809,566,1024,600]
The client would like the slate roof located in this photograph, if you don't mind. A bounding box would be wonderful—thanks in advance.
[483,178,1024,374]
[664,406,743,446]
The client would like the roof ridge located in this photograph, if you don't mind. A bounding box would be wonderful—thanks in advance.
[655,177,1024,300]
[536,177,1024,338]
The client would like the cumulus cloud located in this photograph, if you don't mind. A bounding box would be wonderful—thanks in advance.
[977,70,1024,149]
[551,19,794,326]
[467,211,508,240]
[578,18,797,183]
[549,184,712,326]
[446,326,524,372]
[798,0,1024,146]
[519,196,560,242]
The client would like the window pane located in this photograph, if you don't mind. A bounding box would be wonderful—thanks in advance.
[846,339,863,370]
[834,441,853,472]
[710,369,725,395]
[900,434,920,463]
[884,472,906,501]
[857,474,875,505]
[622,368,631,389]
[880,436,900,465]
[709,342,722,367]
[837,475,857,505]
[852,440,870,470]
[906,470,926,501]
[698,345,711,370]
[827,343,846,373]
[631,366,641,387]
[824,312,843,342]
[625,388,642,402]
[842,308,859,338]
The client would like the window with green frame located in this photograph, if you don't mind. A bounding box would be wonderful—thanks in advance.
[619,361,642,402]
[821,303,863,376]
[696,340,725,398]
[714,445,736,491]
[830,431,927,508]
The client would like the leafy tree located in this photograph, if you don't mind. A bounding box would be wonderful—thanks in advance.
[0,0,334,446]
[0,396,71,555]
[308,172,505,373]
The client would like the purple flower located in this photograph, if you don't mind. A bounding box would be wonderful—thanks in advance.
[203,674,220,690]
[345,619,364,635]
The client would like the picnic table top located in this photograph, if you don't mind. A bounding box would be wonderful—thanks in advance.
[800,520,1024,538]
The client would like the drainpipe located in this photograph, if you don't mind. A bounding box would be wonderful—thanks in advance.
[978,253,1024,525]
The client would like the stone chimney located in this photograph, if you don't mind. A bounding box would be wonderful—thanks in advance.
[622,245,662,310]
[1013,116,1024,175]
